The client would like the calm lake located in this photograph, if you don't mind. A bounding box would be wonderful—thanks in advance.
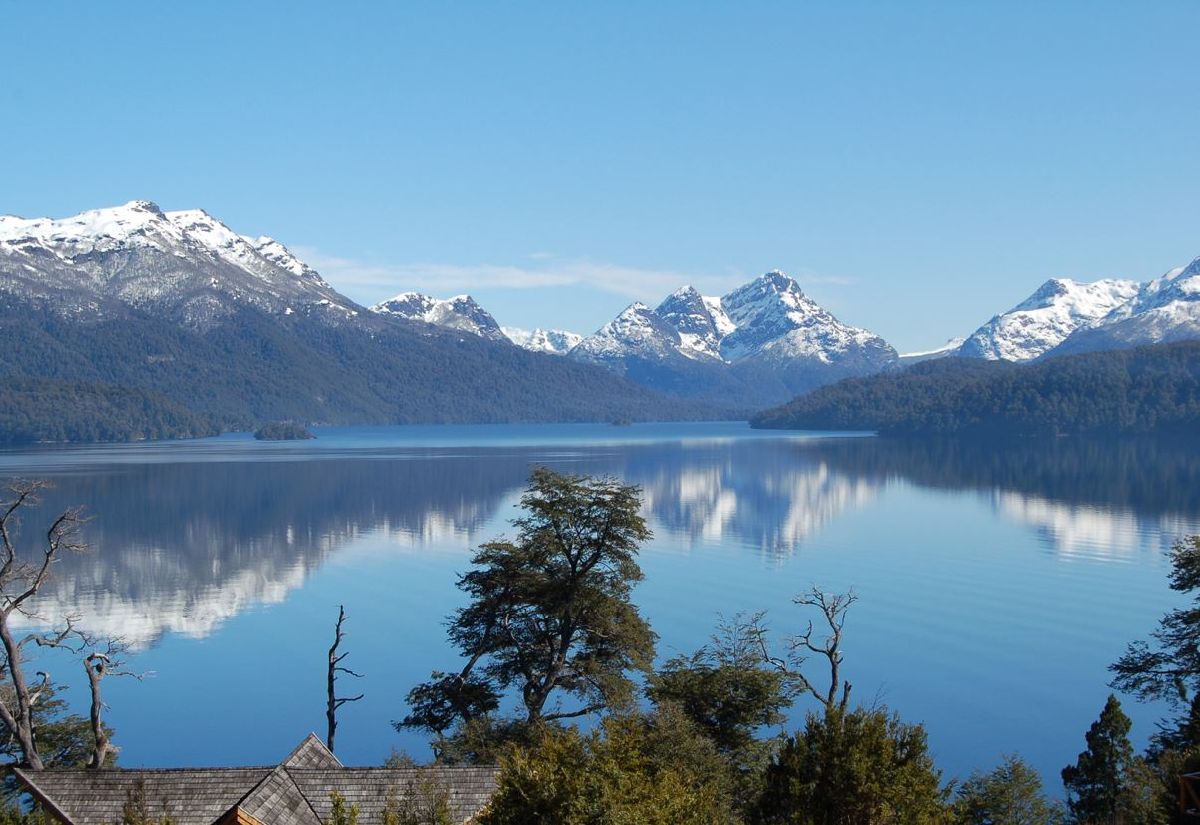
[2,422,1195,787]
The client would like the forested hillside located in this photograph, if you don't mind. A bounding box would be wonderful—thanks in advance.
[0,300,717,443]
[751,341,1200,436]
[0,378,218,444]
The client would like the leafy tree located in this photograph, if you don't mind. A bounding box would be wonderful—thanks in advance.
[752,706,949,825]
[1111,537,1200,739]
[400,469,656,747]
[952,754,1063,825]
[1146,746,1200,825]
[379,776,454,825]
[649,612,796,808]
[119,780,176,825]
[1061,695,1165,825]
[0,683,114,773]
[327,792,360,825]
[477,711,738,825]
[650,613,796,756]
[0,805,53,825]
[417,716,541,767]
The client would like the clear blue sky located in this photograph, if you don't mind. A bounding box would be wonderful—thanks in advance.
[3,1,1197,350]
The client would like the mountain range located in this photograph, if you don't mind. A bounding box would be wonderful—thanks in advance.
[390,258,1200,372]
[377,270,900,408]
[4,201,1200,441]
[0,202,709,442]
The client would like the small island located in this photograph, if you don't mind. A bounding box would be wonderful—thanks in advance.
[253,421,316,441]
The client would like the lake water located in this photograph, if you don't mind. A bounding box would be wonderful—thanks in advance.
[2,421,1196,789]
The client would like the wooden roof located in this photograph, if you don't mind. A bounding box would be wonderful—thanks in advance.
[16,767,273,825]
[291,766,500,823]
[15,734,499,825]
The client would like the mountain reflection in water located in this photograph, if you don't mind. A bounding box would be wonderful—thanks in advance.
[9,432,1200,646]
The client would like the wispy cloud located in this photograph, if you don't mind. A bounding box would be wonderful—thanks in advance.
[294,248,856,305]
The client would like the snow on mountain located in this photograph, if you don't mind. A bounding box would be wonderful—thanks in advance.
[718,271,894,365]
[1053,258,1200,354]
[371,292,508,341]
[958,278,1139,361]
[502,326,583,355]
[654,286,733,361]
[569,271,897,394]
[0,200,357,326]
[899,337,967,364]
[570,303,686,368]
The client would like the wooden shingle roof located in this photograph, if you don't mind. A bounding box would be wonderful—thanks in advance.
[16,767,272,825]
[15,734,499,825]
[291,766,499,824]
[279,735,341,771]
[235,766,321,825]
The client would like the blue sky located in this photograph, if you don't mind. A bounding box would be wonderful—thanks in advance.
[2,1,1197,350]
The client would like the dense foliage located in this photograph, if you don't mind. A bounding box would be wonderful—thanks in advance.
[1112,538,1200,725]
[254,420,316,440]
[0,378,217,444]
[751,707,949,825]
[1061,696,1164,825]
[751,342,1200,436]
[0,684,114,774]
[649,614,796,791]
[0,299,717,444]
[952,755,1063,825]
[400,469,656,753]
[477,711,738,825]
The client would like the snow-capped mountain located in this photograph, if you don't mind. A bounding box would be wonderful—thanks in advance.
[958,278,1139,361]
[718,271,895,366]
[570,303,691,366]
[1054,257,1200,355]
[502,327,583,355]
[568,271,897,407]
[573,271,896,373]
[0,200,359,327]
[654,286,734,361]
[0,201,702,431]
[371,292,508,342]
[899,337,966,364]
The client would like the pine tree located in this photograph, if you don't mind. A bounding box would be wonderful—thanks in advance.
[1061,695,1165,825]
[953,754,1063,824]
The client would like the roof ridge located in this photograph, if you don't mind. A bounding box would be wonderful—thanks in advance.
[286,765,500,773]
[34,766,276,773]
[280,732,342,769]
[237,764,322,825]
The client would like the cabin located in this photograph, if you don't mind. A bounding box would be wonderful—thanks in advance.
[13,734,498,825]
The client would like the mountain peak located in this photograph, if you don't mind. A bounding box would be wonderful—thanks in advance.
[503,326,583,356]
[0,202,356,326]
[371,291,506,341]
[124,199,165,216]
[759,270,799,292]
[668,285,702,300]
[961,278,1139,361]
[572,270,894,381]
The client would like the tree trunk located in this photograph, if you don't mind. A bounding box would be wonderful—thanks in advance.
[85,654,113,768]
[0,614,42,770]
[327,605,363,753]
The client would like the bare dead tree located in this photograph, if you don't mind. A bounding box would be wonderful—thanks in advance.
[326,605,363,753]
[0,481,90,769]
[83,639,143,768]
[759,586,857,717]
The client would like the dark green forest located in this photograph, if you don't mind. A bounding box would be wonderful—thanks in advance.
[0,378,218,444]
[752,342,1200,436]
[0,300,719,443]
